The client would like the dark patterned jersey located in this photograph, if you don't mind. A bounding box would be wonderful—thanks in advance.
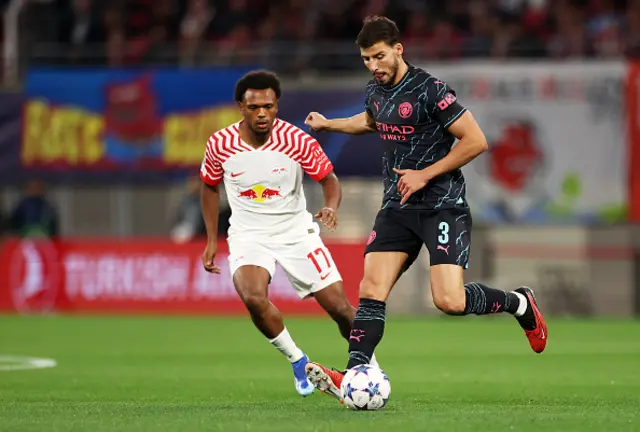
[365,64,468,210]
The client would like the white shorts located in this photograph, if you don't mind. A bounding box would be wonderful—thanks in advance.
[227,228,343,299]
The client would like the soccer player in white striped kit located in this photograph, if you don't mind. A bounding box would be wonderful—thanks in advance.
[199,70,378,396]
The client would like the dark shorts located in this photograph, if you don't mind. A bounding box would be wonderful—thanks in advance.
[364,207,472,269]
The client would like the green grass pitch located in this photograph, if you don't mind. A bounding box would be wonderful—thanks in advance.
[1,315,639,431]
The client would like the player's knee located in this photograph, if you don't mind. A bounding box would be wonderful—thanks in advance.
[238,290,269,315]
[433,292,466,315]
[359,278,389,302]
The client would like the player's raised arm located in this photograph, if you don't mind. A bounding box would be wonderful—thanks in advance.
[305,111,377,135]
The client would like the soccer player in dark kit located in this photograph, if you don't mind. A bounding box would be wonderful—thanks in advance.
[303,15,548,401]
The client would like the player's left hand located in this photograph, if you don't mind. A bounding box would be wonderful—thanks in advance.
[393,168,430,205]
[314,207,338,231]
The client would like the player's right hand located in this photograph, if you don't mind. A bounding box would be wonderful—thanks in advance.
[202,241,222,274]
[305,112,328,132]
[314,207,338,231]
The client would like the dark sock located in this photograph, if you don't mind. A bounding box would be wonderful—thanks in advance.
[464,282,520,315]
[345,298,386,370]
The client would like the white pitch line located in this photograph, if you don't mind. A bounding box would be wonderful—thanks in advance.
[0,355,57,371]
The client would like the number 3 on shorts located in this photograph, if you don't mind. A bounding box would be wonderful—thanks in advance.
[438,221,449,244]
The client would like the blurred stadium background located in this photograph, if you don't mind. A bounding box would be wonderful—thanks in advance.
[1,0,639,430]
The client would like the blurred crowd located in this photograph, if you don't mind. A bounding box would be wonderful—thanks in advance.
[0,181,59,239]
[0,178,230,241]
[18,0,640,72]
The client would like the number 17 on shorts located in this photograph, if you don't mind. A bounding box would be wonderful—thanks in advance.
[277,235,343,298]
[307,247,334,282]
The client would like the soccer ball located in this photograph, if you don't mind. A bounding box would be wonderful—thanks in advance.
[340,364,391,410]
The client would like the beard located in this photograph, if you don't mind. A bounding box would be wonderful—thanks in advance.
[376,58,399,87]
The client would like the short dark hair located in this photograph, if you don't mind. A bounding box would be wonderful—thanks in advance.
[356,15,401,49]
[234,70,282,102]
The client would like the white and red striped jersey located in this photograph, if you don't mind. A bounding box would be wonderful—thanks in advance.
[200,118,334,239]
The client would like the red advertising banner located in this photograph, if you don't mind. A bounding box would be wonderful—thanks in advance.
[0,238,364,315]
[627,62,640,222]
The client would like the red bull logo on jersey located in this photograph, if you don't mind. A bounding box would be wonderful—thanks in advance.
[237,185,282,202]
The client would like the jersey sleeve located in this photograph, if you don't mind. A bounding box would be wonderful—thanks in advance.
[363,81,376,117]
[424,77,467,129]
[299,135,334,182]
[200,136,223,186]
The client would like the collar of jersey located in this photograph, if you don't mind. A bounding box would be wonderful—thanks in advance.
[378,62,414,93]
[234,119,280,151]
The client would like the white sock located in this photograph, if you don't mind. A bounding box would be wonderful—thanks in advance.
[269,328,304,363]
[369,353,380,368]
[512,291,528,317]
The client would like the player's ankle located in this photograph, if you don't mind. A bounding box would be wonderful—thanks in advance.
[512,291,528,317]
[269,327,305,363]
